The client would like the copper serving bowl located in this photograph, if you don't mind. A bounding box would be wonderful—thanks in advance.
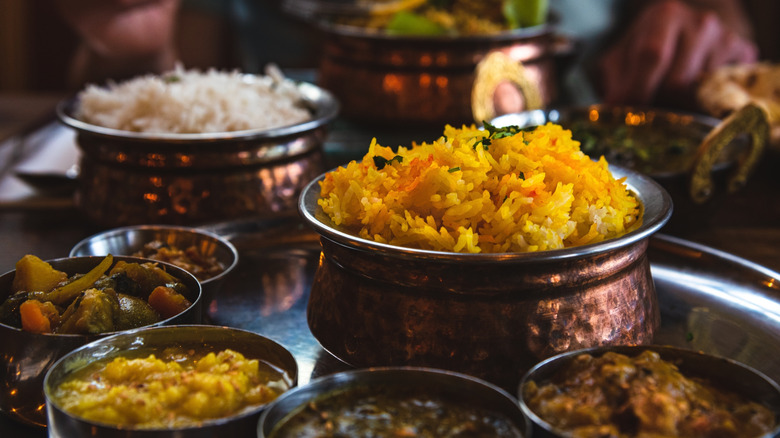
[316,20,566,126]
[491,105,768,233]
[69,225,239,306]
[0,256,202,428]
[258,367,528,437]
[298,165,672,390]
[56,78,339,227]
[44,325,298,438]
[519,345,780,438]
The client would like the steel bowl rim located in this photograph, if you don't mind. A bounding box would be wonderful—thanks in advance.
[68,224,239,286]
[258,365,526,437]
[491,104,726,131]
[517,344,780,438]
[57,79,340,143]
[0,255,203,338]
[44,324,298,432]
[298,163,673,262]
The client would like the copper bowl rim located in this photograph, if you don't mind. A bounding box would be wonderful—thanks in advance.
[56,77,340,143]
[298,163,673,262]
[43,324,298,432]
[518,344,780,438]
[0,255,203,339]
[68,224,239,287]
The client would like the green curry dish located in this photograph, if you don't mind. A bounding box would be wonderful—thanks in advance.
[569,121,703,175]
[269,384,524,437]
[373,154,404,170]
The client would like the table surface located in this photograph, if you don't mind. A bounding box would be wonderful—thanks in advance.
[1,92,779,436]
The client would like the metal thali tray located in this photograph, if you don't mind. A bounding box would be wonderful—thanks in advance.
[200,215,780,386]
[3,215,779,436]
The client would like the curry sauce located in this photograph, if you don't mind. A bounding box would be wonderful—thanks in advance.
[523,350,776,438]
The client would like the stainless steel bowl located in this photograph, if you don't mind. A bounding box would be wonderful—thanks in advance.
[69,225,238,305]
[57,78,339,227]
[0,256,202,428]
[258,367,528,437]
[299,164,672,390]
[519,345,780,438]
[491,105,767,233]
[44,325,298,438]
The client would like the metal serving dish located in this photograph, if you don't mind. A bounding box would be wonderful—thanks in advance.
[316,20,566,126]
[258,367,528,437]
[69,225,239,305]
[44,325,298,438]
[298,164,672,390]
[491,105,768,233]
[0,256,202,428]
[56,78,339,227]
[519,344,780,438]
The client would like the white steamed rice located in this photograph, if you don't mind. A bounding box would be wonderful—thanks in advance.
[76,65,312,134]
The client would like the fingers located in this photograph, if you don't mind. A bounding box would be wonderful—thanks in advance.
[599,0,683,105]
[62,0,181,57]
[662,9,721,96]
[597,0,759,106]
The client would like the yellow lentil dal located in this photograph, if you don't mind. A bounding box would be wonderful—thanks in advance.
[51,348,290,429]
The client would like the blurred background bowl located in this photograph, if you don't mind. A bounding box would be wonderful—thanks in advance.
[44,325,297,438]
[258,367,528,437]
[0,256,202,428]
[69,225,238,306]
[491,105,766,233]
[57,77,339,228]
[314,21,567,127]
[299,164,672,391]
[518,344,780,438]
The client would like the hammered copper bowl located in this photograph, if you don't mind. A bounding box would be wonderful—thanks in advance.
[0,256,202,428]
[44,325,298,438]
[69,225,238,305]
[519,345,780,438]
[491,105,765,233]
[56,78,339,227]
[258,367,528,437]
[299,164,672,390]
[316,20,564,126]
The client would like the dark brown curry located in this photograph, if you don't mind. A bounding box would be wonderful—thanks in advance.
[523,350,776,438]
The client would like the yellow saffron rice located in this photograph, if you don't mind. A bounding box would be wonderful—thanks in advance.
[318,123,641,253]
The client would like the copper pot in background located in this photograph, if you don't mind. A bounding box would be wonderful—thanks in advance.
[317,22,568,126]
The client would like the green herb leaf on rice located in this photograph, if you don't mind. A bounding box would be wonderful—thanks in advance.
[373,155,404,170]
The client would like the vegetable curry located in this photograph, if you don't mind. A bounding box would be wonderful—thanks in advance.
[0,254,193,335]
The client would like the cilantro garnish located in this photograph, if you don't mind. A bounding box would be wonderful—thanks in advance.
[373,155,403,170]
[474,121,526,150]
[448,167,460,173]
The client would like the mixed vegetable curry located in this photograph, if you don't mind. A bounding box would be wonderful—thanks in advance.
[0,254,193,335]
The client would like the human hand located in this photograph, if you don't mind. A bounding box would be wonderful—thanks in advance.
[597,0,757,107]
[56,0,180,59]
